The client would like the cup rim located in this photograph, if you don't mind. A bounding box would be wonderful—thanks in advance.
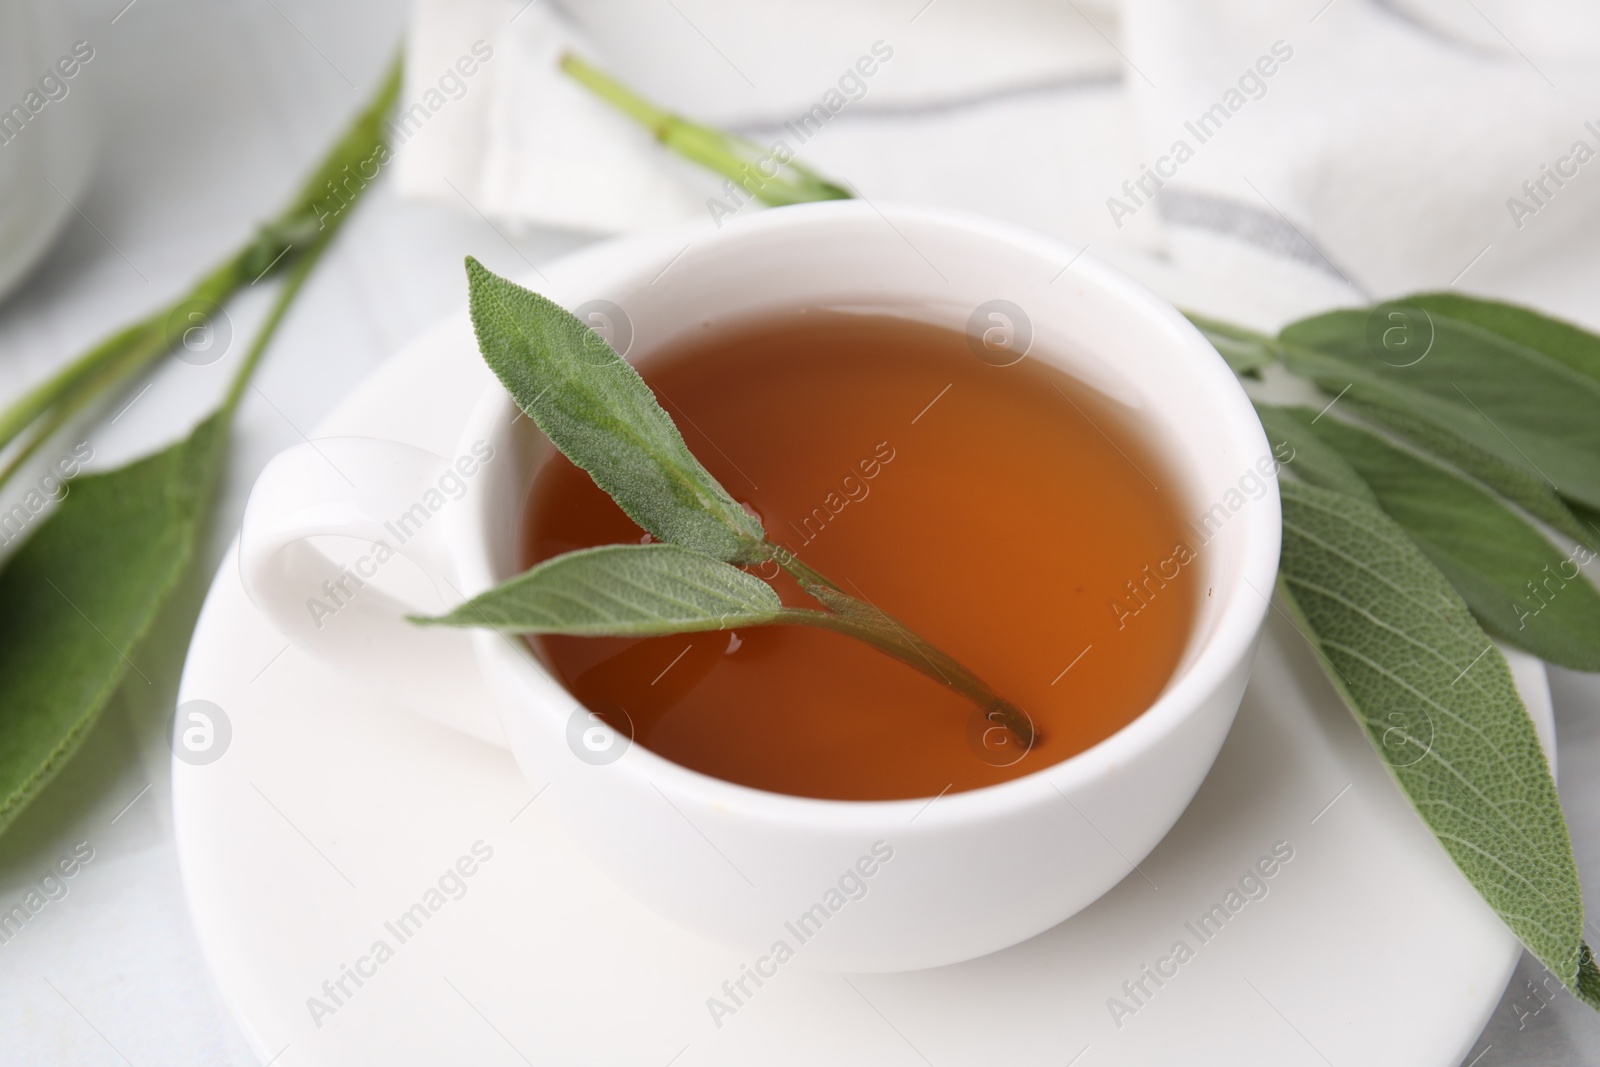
[455,200,1281,826]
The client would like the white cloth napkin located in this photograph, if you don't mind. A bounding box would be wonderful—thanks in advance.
[1123,0,1600,303]
[397,0,1600,319]
[397,0,1163,247]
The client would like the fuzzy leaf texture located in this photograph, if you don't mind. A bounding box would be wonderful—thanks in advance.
[465,260,766,563]
[1399,292,1600,385]
[418,543,782,635]
[1292,410,1600,670]
[1281,305,1600,513]
[1276,479,1599,1005]
[0,56,397,837]
[1274,333,1594,547]
[0,414,227,834]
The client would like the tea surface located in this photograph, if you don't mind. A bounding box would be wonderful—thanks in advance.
[524,311,1199,800]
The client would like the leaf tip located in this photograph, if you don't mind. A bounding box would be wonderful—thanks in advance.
[1575,941,1600,1010]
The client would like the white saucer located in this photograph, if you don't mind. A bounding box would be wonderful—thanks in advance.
[173,236,1554,1067]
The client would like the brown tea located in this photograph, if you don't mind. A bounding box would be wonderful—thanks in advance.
[522,310,1199,801]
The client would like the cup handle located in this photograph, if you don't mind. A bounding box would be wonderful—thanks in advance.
[238,436,506,747]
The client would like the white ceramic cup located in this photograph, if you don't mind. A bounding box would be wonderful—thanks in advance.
[239,202,1280,972]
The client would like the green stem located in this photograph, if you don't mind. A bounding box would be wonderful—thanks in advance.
[221,237,329,415]
[771,545,1035,749]
[559,50,672,132]
[558,52,852,207]
[0,331,157,489]
[219,57,403,407]
[0,315,163,456]
[0,52,404,490]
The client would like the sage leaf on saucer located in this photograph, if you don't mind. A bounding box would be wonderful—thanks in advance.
[419,543,782,635]
[1276,340,1596,548]
[1276,479,1600,1007]
[1399,291,1600,384]
[1282,307,1600,512]
[1290,408,1600,670]
[466,258,767,564]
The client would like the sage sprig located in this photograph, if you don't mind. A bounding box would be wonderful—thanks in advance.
[0,57,400,836]
[417,260,1033,748]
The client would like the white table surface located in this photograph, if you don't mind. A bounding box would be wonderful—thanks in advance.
[1,1,1598,1063]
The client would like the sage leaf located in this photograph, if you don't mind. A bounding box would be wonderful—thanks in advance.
[0,413,227,834]
[1276,479,1599,1005]
[0,57,397,837]
[1290,410,1600,669]
[1570,500,1600,548]
[464,260,767,563]
[1282,307,1600,511]
[1401,292,1600,385]
[418,543,782,635]
[1259,401,1600,667]
[1278,341,1595,547]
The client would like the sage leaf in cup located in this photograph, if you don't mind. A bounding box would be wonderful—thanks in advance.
[1284,408,1600,670]
[465,258,767,565]
[428,262,1034,747]
[1282,307,1600,512]
[420,543,783,635]
[1277,479,1600,1007]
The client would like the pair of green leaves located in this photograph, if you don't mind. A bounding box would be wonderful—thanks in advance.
[1276,297,1600,547]
[1224,295,1600,1007]
[1254,295,1600,668]
[427,257,785,636]
[423,263,1033,745]
[1257,404,1600,671]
